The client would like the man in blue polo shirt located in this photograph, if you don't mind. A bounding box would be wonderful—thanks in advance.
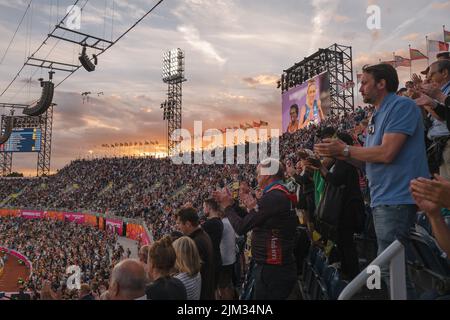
[315,63,430,299]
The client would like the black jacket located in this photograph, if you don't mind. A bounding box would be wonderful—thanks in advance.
[189,228,215,300]
[225,185,298,266]
[435,95,450,131]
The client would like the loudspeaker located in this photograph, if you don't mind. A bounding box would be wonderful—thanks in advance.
[22,81,54,116]
[79,46,96,72]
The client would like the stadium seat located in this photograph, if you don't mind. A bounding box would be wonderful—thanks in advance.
[313,250,327,277]
[410,231,450,276]
[328,272,348,300]
[416,213,432,236]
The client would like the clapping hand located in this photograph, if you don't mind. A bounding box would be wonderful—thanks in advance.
[240,192,257,211]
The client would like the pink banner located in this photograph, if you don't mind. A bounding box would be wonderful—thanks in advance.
[62,212,85,224]
[141,232,151,245]
[105,218,123,235]
[20,210,44,219]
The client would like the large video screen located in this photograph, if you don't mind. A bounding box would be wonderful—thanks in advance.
[282,72,331,134]
[0,128,42,152]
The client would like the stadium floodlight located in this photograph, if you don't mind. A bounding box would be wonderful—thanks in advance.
[162,48,185,82]
[0,115,14,145]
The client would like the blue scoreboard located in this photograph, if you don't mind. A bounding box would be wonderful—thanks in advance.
[0,128,42,152]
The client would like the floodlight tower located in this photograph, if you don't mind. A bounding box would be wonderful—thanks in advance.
[161,48,186,156]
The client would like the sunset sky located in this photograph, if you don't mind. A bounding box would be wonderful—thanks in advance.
[0,0,449,175]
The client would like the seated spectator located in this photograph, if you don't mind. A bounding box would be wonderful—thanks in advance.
[146,236,187,300]
[175,207,215,300]
[108,259,147,300]
[172,236,202,300]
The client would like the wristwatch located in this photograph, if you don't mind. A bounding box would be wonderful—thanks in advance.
[343,145,350,158]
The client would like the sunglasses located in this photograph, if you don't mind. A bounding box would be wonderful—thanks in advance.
[368,115,375,135]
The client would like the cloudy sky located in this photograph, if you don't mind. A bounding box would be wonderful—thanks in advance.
[0,0,449,175]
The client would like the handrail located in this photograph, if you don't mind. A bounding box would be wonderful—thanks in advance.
[338,239,406,300]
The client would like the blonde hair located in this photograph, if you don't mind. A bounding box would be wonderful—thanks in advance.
[172,236,201,277]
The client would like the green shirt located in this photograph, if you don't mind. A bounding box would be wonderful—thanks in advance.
[313,170,325,207]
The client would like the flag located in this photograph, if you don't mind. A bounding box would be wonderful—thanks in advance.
[139,142,143,146]
[253,121,261,128]
[394,55,411,68]
[428,39,450,63]
[409,48,428,60]
[428,39,449,52]
[145,141,150,145]
[134,142,138,146]
[245,123,253,129]
[115,143,119,147]
[240,124,245,129]
[120,143,124,147]
[124,143,128,147]
[444,28,450,43]
[259,120,268,126]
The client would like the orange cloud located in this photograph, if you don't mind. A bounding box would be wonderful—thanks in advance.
[431,1,450,9]
[402,33,421,41]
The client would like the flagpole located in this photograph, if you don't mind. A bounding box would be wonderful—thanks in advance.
[408,44,412,79]
[426,35,429,66]
[444,25,446,42]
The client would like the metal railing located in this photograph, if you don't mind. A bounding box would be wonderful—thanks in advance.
[338,240,407,300]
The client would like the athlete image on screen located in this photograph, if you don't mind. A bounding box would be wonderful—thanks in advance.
[287,104,300,133]
[299,80,325,129]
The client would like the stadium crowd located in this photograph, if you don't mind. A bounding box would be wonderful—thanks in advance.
[0,58,450,300]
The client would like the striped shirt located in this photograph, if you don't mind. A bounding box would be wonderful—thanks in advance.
[175,272,201,300]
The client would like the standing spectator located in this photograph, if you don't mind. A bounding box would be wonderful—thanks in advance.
[108,259,147,300]
[315,63,430,299]
[146,236,187,300]
[419,60,450,178]
[175,207,215,300]
[216,158,299,300]
[305,130,365,280]
[217,211,237,300]
[202,198,224,291]
[172,236,202,300]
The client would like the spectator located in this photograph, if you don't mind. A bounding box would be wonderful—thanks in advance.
[175,207,215,300]
[217,210,237,300]
[305,130,365,280]
[411,179,450,256]
[172,236,202,300]
[315,63,430,299]
[216,158,299,300]
[202,198,224,290]
[79,283,95,300]
[417,60,450,179]
[146,236,187,300]
[108,259,147,300]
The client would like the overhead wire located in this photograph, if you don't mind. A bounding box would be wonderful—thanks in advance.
[0,0,34,66]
